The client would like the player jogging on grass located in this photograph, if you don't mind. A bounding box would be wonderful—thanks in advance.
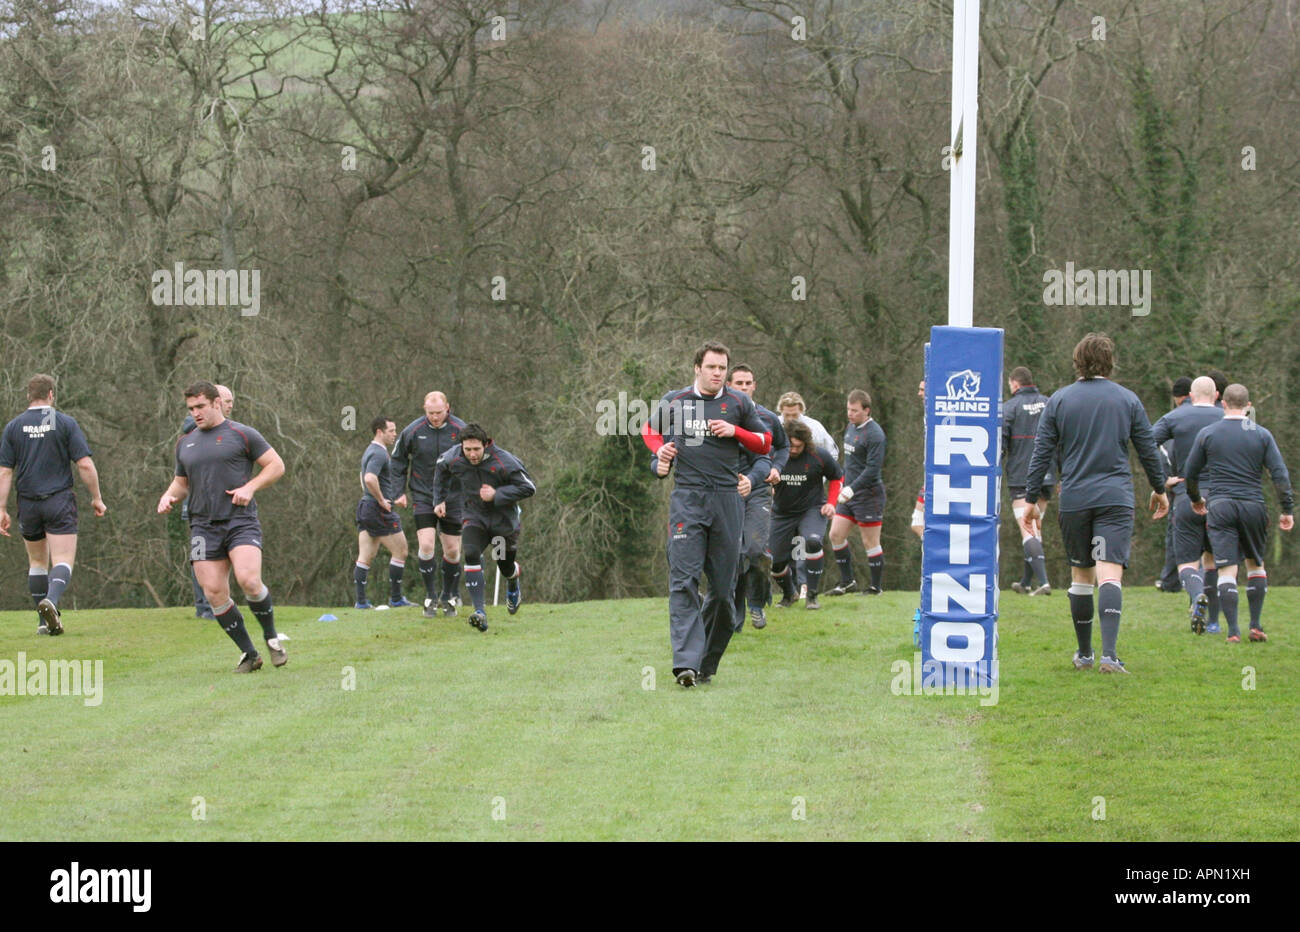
[157,381,287,673]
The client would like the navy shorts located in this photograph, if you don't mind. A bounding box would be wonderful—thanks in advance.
[1172,494,1213,564]
[769,507,829,565]
[356,498,403,538]
[18,488,78,541]
[188,516,264,562]
[1207,499,1269,568]
[413,500,462,535]
[1058,505,1133,568]
[835,483,885,526]
[461,522,520,559]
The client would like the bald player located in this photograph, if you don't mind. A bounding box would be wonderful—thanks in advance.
[391,392,469,618]
[1152,376,1223,633]
[1185,384,1294,643]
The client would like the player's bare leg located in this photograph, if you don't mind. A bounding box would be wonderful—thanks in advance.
[230,544,285,667]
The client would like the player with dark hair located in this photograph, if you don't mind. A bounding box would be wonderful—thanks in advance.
[157,381,287,673]
[391,392,469,618]
[726,364,788,630]
[1152,376,1224,634]
[1003,366,1054,596]
[1184,384,1294,643]
[828,389,887,595]
[769,421,841,611]
[181,383,233,619]
[0,374,107,635]
[641,340,771,686]
[1155,377,1193,594]
[1022,334,1168,673]
[353,416,415,609]
[431,423,535,632]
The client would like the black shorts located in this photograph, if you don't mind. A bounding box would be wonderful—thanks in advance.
[1207,499,1269,568]
[18,488,78,541]
[1172,494,1213,564]
[1010,486,1053,503]
[1057,505,1134,568]
[769,507,828,565]
[835,483,885,526]
[356,498,403,537]
[461,522,520,560]
[413,501,462,535]
[188,516,263,563]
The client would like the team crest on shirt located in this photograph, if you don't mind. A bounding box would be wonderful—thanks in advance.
[672,521,686,540]
[720,403,727,413]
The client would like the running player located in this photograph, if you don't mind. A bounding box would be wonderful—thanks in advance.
[726,364,788,630]
[391,392,468,617]
[0,375,107,636]
[181,383,233,619]
[642,341,771,686]
[157,381,287,673]
[353,416,416,609]
[1154,377,1191,593]
[431,424,535,632]
[1184,384,1294,643]
[1021,334,1168,673]
[828,390,886,596]
[770,421,841,611]
[1002,367,1053,596]
[1152,376,1223,633]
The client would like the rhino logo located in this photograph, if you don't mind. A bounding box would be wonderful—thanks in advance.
[945,369,981,400]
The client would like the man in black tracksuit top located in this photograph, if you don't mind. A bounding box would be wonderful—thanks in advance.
[726,365,789,631]
[1152,376,1224,632]
[431,423,535,632]
[1022,334,1167,673]
[770,420,841,611]
[1002,367,1054,595]
[391,392,469,617]
[641,341,771,687]
[1184,383,1294,642]
[828,389,886,595]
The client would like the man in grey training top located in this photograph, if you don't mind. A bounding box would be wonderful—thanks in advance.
[1184,383,1294,643]
[1021,334,1168,673]
[642,341,771,686]
[353,416,415,610]
[181,383,234,619]
[1152,376,1224,634]
[158,381,287,673]
[0,374,107,636]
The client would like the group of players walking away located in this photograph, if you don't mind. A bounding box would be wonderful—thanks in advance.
[353,393,535,633]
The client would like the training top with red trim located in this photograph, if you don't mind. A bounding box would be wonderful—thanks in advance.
[641,386,770,490]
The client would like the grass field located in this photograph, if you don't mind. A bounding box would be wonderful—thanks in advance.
[1,587,1296,841]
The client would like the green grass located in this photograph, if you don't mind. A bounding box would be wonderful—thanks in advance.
[1,588,1295,840]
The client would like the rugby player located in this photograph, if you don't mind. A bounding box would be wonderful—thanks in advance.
[431,423,535,632]
[157,381,287,673]
[0,375,107,636]
[1152,377,1223,633]
[391,392,468,617]
[828,390,886,596]
[769,421,841,611]
[1021,334,1168,673]
[1184,384,1294,643]
[1002,367,1053,596]
[1154,377,1191,594]
[181,383,233,620]
[353,417,416,609]
[642,341,770,686]
[726,365,788,630]
[777,390,837,600]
